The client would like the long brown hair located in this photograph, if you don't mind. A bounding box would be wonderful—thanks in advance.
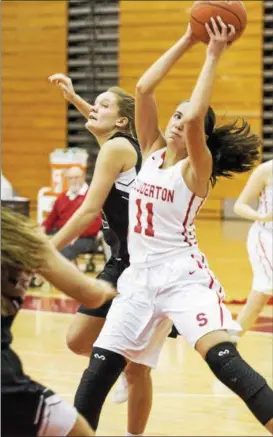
[1,207,48,315]
[204,108,260,186]
[108,86,137,139]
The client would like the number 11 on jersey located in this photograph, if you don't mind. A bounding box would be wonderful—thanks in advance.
[134,199,155,237]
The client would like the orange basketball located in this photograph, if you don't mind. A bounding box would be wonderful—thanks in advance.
[190,1,247,44]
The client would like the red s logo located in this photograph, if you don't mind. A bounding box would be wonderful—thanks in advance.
[196,313,208,327]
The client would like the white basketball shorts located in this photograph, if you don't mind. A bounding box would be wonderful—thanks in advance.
[38,393,78,436]
[94,251,240,368]
[247,224,273,294]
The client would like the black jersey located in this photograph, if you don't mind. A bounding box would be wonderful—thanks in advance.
[1,295,67,437]
[101,132,142,263]
[2,296,22,350]
[1,297,31,388]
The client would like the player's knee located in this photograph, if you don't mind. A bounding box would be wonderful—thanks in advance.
[205,342,273,425]
[66,330,86,355]
[66,326,93,356]
[66,333,81,355]
[67,413,94,436]
[74,347,126,431]
[124,362,151,385]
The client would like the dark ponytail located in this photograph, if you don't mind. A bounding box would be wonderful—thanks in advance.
[204,109,260,186]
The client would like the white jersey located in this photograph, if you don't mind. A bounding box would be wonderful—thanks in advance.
[128,149,206,265]
[256,178,273,232]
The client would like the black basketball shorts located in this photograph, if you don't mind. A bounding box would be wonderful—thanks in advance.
[2,382,77,436]
[78,256,128,318]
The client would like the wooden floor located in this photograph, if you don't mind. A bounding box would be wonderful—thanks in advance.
[12,219,273,436]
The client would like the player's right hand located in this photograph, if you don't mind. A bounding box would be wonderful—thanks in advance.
[48,73,76,102]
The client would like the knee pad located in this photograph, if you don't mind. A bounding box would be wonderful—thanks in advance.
[206,342,273,425]
[74,347,126,431]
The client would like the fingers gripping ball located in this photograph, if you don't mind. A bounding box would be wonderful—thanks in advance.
[190,1,247,44]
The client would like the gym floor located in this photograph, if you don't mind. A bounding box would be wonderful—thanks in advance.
[14,219,273,436]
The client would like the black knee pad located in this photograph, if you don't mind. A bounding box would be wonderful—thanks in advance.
[247,383,273,425]
[206,342,273,425]
[74,347,126,431]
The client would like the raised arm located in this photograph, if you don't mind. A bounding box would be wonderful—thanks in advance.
[234,162,272,222]
[48,73,92,120]
[135,26,197,157]
[50,138,133,250]
[182,18,235,182]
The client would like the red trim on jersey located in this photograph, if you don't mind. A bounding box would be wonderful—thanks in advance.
[208,276,214,289]
[183,194,196,228]
[191,197,206,225]
[158,151,166,168]
[182,194,196,246]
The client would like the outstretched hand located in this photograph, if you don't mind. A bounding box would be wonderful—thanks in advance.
[206,16,236,59]
[48,73,76,101]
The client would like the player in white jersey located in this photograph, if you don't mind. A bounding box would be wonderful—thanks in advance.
[232,160,273,341]
[73,19,273,434]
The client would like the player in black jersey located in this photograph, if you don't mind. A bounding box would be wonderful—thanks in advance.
[48,74,165,436]
[1,207,115,437]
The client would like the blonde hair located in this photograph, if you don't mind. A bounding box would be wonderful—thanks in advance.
[108,86,137,139]
[1,207,48,314]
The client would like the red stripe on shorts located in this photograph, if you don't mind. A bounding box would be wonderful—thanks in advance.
[192,254,214,288]
[256,242,270,281]
[218,293,224,327]
[258,231,273,272]
[191,254,203,270]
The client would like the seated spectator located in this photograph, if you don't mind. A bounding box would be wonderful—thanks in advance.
[42,166,102,261]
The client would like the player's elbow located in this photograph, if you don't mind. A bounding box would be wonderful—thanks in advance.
[136,81,152,96]
[185,113,204,127]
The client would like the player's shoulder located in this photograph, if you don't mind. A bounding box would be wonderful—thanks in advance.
[105,135,137,152]
[254,160,273,179]
[261,159,273,173]
[100,136,138,165]
[262,160,273,185]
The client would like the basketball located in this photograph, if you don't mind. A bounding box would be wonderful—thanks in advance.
[190,1,247,44]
